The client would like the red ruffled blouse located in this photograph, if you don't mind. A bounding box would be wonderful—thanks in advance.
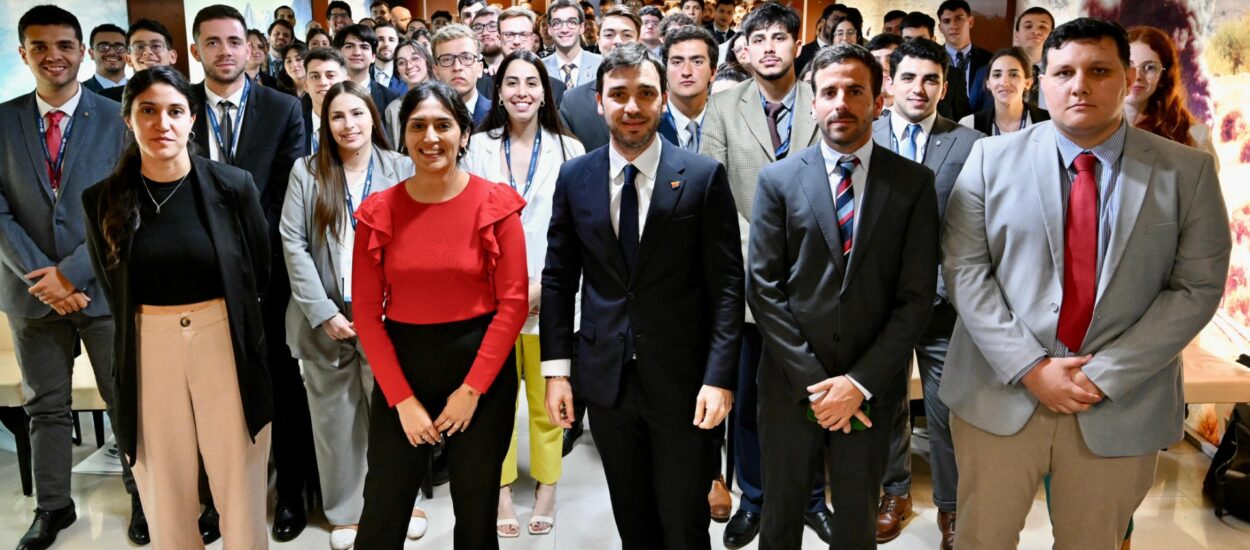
[352,175,529,407]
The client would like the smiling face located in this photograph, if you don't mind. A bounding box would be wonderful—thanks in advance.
[89,31,127,75]
[812,58,882,152]
[328,92,373,153]
[548,7,583,50]
[284,48,306,82]
[128,30,176,71]
[306,58,347,111]
[1041,36,1133,146]
[500,60,544,126]
[128,82,195,162]
[1014,14,1052,58]
[598,16,637,57]
[832,19,858,46]
[269,24,292,51]
[340,35,376,76]
[405,96,469,173]
[192,18,250,85]
[1126,40,1162,112]
[597,62,665,156]
[309,33,332,50]
[499,16,535,56]
[666,39,714,103]
[746,23,799,82]
[394,43,428,85]
[374,26,399,62]
[246,34,267,71]
[987,54,1030,108]
[890,55,947,123]
[20,24,85,91]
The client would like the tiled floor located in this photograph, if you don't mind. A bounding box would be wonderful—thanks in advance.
[2,407,1248,549]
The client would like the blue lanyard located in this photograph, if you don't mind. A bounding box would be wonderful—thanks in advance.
[34,105,75,190]
[503,131,541,199]
[205,78,251,162]
[345,157,374,230]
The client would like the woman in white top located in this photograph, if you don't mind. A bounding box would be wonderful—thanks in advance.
[959,47,1050,136]
[280,81,420,550]
[385,39,435,147]
[461,49,585,539]
[1125,25,1219,169]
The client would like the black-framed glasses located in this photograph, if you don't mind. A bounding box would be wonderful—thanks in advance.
[501,31,533,41]
[549,18,581,30]
[129,41,168,55]
[436,52,482,68]
[471,22,498,33]
[329,11,351,21]
[93,42,127,54]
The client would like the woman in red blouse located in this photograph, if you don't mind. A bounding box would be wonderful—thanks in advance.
[352,81,529,548]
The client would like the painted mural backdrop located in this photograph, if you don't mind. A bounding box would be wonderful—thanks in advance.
[0,0,129,103]
[183,0,315,82]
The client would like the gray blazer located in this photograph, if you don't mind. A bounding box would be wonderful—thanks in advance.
[0,89,124,318]
[940,122,1231,457]
[280,149,414,365]
[542,50,601,88]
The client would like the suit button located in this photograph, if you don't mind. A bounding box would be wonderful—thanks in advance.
[180,317,191,327]
[627,292,635,301]
[636,334,645,342]
[1051,303,1059,313]
[617,334,625,342]
[832,334,840,342]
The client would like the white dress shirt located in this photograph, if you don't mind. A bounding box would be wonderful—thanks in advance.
[667,100,705,150]
[464,88,481,117]
[35,83,82,135]
[889,109,937,162]
[203,82,249,162]
[553,49,585,85]
[93,73,126,89]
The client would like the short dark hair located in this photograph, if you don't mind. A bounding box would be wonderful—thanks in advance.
[937,0,972,18]
[268,19,294,35]
[334,24,378,51]
[658,13,695,38]
[247,28,268,49]
[680,0,703,8]
[547,0,584,23]
[398,80,474,157]
[306,27,331,45]
[820,4,845,22]
[432,11,454,22]
[714,66,749,84]
[192,4,247,41]
[1041,17,1130,72]
[458,0,485,13]
[128,19,173,47]
[809,43,883,98]
[304,47,347,70]
[370,0,390,9]
[90,24,126,46]
[1016,7,1055,31]
[884,10,907,25]
[740,2,800,41]
[900,12,935,36]
[327,1,352,18]
[889,36,950,79]
[715,0,735,8]
[18,5,82,45]
[865,32,904,52]
[602,7,642,33]
[662,24,719,68]
[596,41,666,95]
[374,22,399,36]
[640,6,663,19]
[274,5,294,18]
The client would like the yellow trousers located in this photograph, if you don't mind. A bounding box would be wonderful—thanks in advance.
[500,334,564,485]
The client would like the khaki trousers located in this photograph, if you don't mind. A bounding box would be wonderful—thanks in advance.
[131,299,271,549]
[952,407,1156,550]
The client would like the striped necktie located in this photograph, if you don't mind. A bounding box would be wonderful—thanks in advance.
[834,155,859,257]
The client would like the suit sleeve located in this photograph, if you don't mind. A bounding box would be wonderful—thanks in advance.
[80,187,111,300]
[844,171,939,397]
[699,162,744,389]
[237,171,272,292]
[539,165,582,371]
[267,98,306,235]
[279,161,340,329]
[746,165,830,400]
[1082,155,1231,401]
[942,140,1049,384]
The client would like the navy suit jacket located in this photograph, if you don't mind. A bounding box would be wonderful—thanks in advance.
[658,110,679,146]
[471,92,492,129]
[0,88,124,318]
[372,64,409,96]
[540,139,745,411]
[558,82,609,152]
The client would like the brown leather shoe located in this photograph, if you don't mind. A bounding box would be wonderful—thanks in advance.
[938,510,956,550]
[876,493,912,543]
[709,475,732,523]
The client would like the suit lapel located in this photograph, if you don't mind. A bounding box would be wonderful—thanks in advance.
[739,86,776,161]
[872,114,894,153]
[633,141,686,280]
[1096,131,1153,301]
[923,118,957,175]
[532,130,561,199]
[234,83,262,163]
[843,145,893,289]
[791,85,818,149]
[1029,124,1065,281]
[19,94,56,203]
[192,85,211,156]
[797,146,847,275]
[57,91,97,192]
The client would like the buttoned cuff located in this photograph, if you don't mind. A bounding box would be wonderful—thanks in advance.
[541,359,571,378]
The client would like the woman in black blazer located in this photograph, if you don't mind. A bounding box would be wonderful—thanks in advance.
[82,66,273,549]
[959,47,1050,136]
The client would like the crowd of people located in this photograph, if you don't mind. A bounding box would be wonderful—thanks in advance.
[0,1,1229,550]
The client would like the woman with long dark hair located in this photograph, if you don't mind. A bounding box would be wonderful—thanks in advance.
[354,81,528,548]
[280,81,414,549]
[461,49,583,538]
[278,42,309,98]
[307,27,333,50]
[82,65,271,549]
[959,47,1050,136]
[1125,26,1218,166]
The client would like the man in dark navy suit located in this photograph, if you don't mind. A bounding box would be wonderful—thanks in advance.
[657,26,716,152]
[334,24,400,115]
[541,42,744,550]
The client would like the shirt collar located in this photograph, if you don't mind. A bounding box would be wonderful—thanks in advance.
[609,135,662,184]
[667,100,705,130]
[464,89,480,114]
[757,83,798,112]
[35,82,83,119]
[555,48,582,67]
[890,109,938,143]
[945,42,973,60]
[820,137,873,177]
[204,81,246,110]
[94,73,126,89]
[1055,119,1128,170]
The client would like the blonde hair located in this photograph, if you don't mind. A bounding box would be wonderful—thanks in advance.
[431,23,481,56]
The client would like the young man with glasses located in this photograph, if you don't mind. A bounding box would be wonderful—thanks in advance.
[542,0,601,89]
[82,23,128,94]
[474,7,567,106]
[639,6,663,58]
[432,23,492,125]
[471,6,504,75]
[327,1,353,35]
[101,19,177,103]
[335,24,400,117]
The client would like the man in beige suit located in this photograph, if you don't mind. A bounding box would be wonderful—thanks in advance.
[941,18,1231,549]
[700,3,825,547]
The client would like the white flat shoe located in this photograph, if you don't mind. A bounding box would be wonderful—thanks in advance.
[407,509,428,540]
[329,527,357,550]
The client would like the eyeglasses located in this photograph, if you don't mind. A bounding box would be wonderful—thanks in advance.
[549,18,581,30]
[1131,61,1166,78]
[436,52,482,67]
[833,29,859,38]
[93,42,127,54]
[329,11,351,21]
[129,41,168,55]
[471,22,498,33]
[501,31,533,41]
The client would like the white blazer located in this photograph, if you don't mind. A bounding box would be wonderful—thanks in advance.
[462,127,586,334]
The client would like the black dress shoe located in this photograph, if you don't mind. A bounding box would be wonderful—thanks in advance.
[562,421,584,457]
[199,503,221,544]
[722,509,761,549]
[271,499,307,542]
[804,507,835,545]
[431,447,450,486]
[17,505,76,550]
[128,495,150,546]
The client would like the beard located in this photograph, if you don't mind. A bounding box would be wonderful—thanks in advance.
[822,112,871,149]
[608,115,660,154]
[482,42,502,57]
[204,60,245,85]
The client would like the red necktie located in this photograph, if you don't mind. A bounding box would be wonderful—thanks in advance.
[1058,152,1098,351]
[45,110,65,191]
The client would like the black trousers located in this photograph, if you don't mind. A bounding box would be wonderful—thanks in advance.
[263,273,317,503]
[590,365,714,550]
[758,391,899,550]
[357,314,518,549]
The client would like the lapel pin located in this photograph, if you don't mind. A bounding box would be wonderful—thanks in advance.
[670,180,681,189]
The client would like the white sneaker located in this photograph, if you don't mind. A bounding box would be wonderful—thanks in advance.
[407,509,429,540]
[329,527,357,550]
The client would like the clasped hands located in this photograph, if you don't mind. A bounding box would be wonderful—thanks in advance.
[1021,355,1104,414]
[545,377,733,430]
[807,376,873,433]
[27,266,88,315]
[395,383,480,447]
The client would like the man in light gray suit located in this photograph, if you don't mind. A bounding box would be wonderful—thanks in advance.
[1,6,139,549]
[542,0,602,89]
[869,37,984,549]
[941,19,1231,549]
